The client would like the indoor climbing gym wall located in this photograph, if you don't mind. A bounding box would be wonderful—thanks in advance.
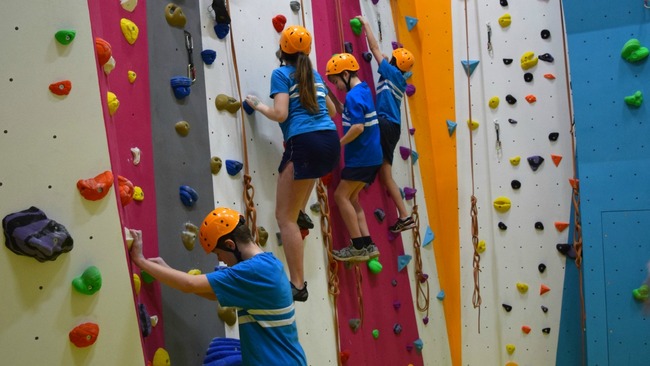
[451,0,575,365]
[0,0,145,365]
[563,1,650,365]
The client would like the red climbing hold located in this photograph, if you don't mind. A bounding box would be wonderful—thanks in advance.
[554,221,569,232]
[551,154,563,167]
[272,15,287,33]
[569,178,579,189]
[77,171,114,201]
[540,284,550,295]
[522,325,531,334]
[49,80,72,96]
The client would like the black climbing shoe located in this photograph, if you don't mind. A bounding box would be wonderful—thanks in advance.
[291,281,308,302]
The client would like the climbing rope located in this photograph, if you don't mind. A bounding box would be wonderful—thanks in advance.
[223,1,258,243]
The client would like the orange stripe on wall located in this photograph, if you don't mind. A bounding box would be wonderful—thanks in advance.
[390,1,461,365]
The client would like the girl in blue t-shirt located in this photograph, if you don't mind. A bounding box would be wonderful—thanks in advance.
[245,25,340,302]
[325,53,382,262]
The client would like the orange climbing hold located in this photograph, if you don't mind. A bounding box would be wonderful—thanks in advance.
[540,284,550,295]
[551,154,563,166]
[569,178,579,189]
[525,94,537,103]
[521,325,531,334]
[544,73,556,79]
[77,170,114,201]
[118,175,135,206]
[95,37,112,66]
[554,221,569,232]
[49,80,72,96]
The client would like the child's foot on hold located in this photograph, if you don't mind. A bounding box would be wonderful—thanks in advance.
[365,243,380,258]
[332,244,370,262]
[291,281,308,302]
[297,210,314,230]
[389,216,416,233]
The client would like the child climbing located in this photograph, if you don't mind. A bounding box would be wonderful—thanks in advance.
[356,16,417,233]
[325,53,383,262]
[129,207,307,365]
[244,25,340,302]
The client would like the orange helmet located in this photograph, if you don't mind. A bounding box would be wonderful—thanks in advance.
[392,48,415,72]
[325,53,360,75]
[280,25,312,55]
[199,207,241,253]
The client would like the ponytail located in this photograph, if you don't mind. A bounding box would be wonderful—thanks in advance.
[294,53,319,114]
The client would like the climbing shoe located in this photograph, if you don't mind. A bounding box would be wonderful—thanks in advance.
[389,216,416,233]
[365,243,380,259]
[291,281,308,302]
[332,244,370,262]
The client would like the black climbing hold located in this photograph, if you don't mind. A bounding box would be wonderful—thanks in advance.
[500,0,508,6]
[506,94,517,105]
[502,304,512,312]
[511,180,521,189]
[527,155,544,171]
[391,279,398,287]
[344,41,353,54]
[549,132,559,141]
[503,58,513,65]
[524,72,533,82]
[362,52,373,62]
[211,0,231,25]
[556,243,576,259]
[542,327,551,334]
[535,221,544,230]
[539,53,554,62]
[541,305,549,313]
[541,29,550,39]
[498,222,508,230]
[538,263,546,273]
[508,118,518,124]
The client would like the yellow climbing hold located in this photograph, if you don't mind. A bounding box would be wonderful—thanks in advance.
[498,13,511,28]
[107,91,120,116]
[509,156,521,166]
[133,273,141,295]
[215,94,242,114]
[133,186,144,201]
[175,121,190,136]
[493,196,511,212]
[165,3,187,28]
[187,269,202,275]
[128,70,137,83]
[153,348,170,366]
[506,343,516,355]
[516,282,529,293]
[477,240,486,253]
[520,51,539,70]
[218,306,237,326]
[120,18,139,45]
[467,119,479,130]
[489,96,500,109]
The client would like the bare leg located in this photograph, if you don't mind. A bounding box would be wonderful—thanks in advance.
[334,180,366,239]
[350,184,370,236]
[379,161,409,218]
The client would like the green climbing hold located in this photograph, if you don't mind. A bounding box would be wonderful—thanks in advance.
[633,284,649,301]
[141,270,156,284]
[621,39,649,63]
[372,329,380,339]
[350,18,362,36]
[367,257,383,274]
[624,90,643,107]
[55,30,76,45]
[72,266,102,295]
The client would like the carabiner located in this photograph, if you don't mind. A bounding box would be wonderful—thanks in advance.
[184,30,196,83]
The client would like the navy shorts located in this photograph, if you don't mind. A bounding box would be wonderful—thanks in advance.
[379,116,401,165]
[279,130,340,179]
[341,165,381,184]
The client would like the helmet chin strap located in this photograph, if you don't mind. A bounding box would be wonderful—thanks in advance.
[339,73,353,92]
[218,241,244,263]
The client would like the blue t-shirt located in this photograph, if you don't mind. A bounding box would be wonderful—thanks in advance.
[269,66,336,141]
[207,252,307,366]
[375,59,407,125]
[342,82,382,168]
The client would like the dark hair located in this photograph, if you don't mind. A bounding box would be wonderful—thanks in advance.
[216,218,253,249]
[389,57,406,75]
[281,51,319,114]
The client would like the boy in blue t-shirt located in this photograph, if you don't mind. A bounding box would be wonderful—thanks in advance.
[325,53,382,262]
[357,16,417,233]
[129,208,307,366]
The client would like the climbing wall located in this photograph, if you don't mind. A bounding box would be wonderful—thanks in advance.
[0,0,145,365]
[451,0,575,365]
[562,1,650,365]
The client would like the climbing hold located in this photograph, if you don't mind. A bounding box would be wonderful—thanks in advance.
[542,327,551,334]
[423,226,434,246]
[506,344,515,355]
[150,315,159,327]
[257,227,269,246]
[164,3,187,28]
[393,300,401,310]
[502,303,512,312]
[214,23,230,39]
[508,118,518,124]
[435,291,445,301]
[120,18,139,45]
[373,208,385,222]
[423,316,429,325]
[524,72,533,82]
[95,38,112,66]
[409,128,416,135]
[344,41,353,54]
[509,156,521,166]
[49,80,72,96]
[493,196,512,213]
[540,284,550,295]
[242,100,255,115]
[516,282,529,293]
[388,230,399,242]
[413,338,424,353]
[406,16,418,31]
[418,273,429,283]
[503,58,513,65]
[498,13,512,27]
[170,76,192,99]
[498,222,507,230]
[72,266,102,295]
[349,318,361,333]
[489,96,500,109]
[467,119,479,130]
[506,363,519,366]
[107,91,120,116]
[103,56,116,75]
[535,221,544,230]
[290,1,300,12]
[505,94,517,105]
[128,70,137,83]
[276,232,282,246]
[272,14,286,33]
[538,263,546,273]
[121,0,138,12]
[181,222,198,250]
[447,120,457,136]
[187,269,201,275]
[406,343,414,352]
[522,325,531,334]
[77,171,114,201]
[541,29,550,39]
[500,0,508,6]
[118,175,134,206]
[632,284,649,301]
[548,132,559,141]
[391,279,398,287]
[554,221,569,232]
[179,185,198,207]
[477,240,486,253]
[399,146,412,160]
[461,60,480,76]
[621,38,649,63]
[309,203,321,214]
[208,157,222,176]
[510,180,521,190]
[525,94,537,103]
[520,51,539,70]
[175,121,190,137]
[569,178,579,189]
[362,52,373,62]
[367,258,381,273]
[339,350,351,364]
[218,306,237,326]
[405,84,416,97]
[391,41,403,50]
[393,323,403,334]
[201,50,217,65]
[624,90,643,107]
[541,305,548,313]
[403,187,417,200]
[133,186,144,201]
[410,150,419,165]
[372,329,380,339]
[538,53,554,63]
[133,273,141,295]
[69,323,100,348]
[527,155,544,171]
[550,154,562,167]
[55,30,76,45]
[556,243,576,259]
[211,0,231,24]
[131,147,141,165]
[153,348,170,366]
[141,270,155,283]
[544,73,556,80]
[350,18,362,35]
[226,160,243,176]
[398,255,412,272]
[215,94,242,113]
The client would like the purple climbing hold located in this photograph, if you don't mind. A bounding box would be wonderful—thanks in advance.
[539,53,554,62]
[139,303,152,337]
[226,159,243,176]
[362,52,372,62]
[393,323,403,334]
[409,128,416,135]
[372,0,379,4]
[403,187,417,200]
[393,300,401,310]
[388,230,399,241]
[344,41,353,54]
[374,208,385,222]
[391,279,398,287]
[418,273,429,283]
[527,155,545,171]
[556,243,576,259]
[405,84,416,97]
[423,316,429,325]
[391,41,403,50]
[549,132,559,141]
[399,146,411,160]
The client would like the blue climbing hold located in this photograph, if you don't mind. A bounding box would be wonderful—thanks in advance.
[404,71,413,80]
[423,226,434,247]
[461,60,479,77]
[398,254,412,272]
[201,49,217,65]
[405,16,418,31]
[214,23,230,39]
[179,185,198,207]
[436,290,445,300]
[226,160,243,176]
[242,100,255,115]
[410,150,419,165]
[413,338,424,352]
[170,76,192,99]
[447,120,457,136]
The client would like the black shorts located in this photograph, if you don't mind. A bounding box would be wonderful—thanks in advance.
[279,130,341,179]
[379,116,401,165]
[341,165,381,184]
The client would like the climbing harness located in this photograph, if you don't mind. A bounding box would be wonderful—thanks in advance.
[184,30,196,83]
